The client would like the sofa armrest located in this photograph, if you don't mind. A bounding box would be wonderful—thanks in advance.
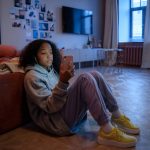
[0,72,30,134]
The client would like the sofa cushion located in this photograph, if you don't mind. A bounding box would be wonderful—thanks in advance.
[0,45,17,57]
[0,57,10,63]
[0,72,30,134]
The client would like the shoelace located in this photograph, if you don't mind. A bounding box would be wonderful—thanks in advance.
[112,128,125,141]
[122,116,136,128]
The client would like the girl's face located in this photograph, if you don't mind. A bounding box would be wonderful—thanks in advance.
[36,43,53,68]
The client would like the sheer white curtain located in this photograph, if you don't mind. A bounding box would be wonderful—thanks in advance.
[103,0,118,49]
[141,0,150,68]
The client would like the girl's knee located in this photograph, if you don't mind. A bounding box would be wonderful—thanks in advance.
[91,70,103,79]
[76,73,97,90]
[78,73,92,80]
[77,73,95,84]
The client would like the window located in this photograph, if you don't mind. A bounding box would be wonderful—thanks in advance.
[130,0,147,40]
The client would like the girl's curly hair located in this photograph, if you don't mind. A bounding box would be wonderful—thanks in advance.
[19,39,61,74]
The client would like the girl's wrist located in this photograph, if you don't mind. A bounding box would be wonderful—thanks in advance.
[60,79,69,84]
[57,80,69,90]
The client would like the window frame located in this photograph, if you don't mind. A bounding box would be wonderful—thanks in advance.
[130,0,146,40]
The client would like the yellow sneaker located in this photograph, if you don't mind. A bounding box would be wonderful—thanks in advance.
[112,115,140,134]
[97,127,137,148]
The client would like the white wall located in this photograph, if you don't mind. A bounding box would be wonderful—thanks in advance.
[0,0,104,50]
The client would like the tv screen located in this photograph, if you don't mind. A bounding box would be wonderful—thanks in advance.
[62,6,93,35]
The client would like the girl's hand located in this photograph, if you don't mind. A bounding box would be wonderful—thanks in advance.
[59,57,75,83]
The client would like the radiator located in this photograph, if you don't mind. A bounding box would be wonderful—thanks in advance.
[118,43,143,66]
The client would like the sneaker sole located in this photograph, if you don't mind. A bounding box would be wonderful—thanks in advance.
[97,136,137,148]
[116,124,140,135]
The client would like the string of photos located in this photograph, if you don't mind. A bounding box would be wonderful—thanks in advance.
[9,0,55,41]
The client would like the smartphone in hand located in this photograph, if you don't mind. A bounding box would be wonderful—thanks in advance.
[60,55,74,82]
[63,55,73,64]
[61,55,74,71]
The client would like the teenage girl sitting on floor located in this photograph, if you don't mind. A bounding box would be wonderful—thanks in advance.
[19,39,140,148]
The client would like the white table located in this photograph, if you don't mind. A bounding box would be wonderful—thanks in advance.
[97,48,123,73]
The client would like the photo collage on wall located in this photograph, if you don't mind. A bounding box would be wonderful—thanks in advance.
[9,0,55,41]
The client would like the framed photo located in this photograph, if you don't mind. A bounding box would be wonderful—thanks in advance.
[39,23,48,31]
[12,20,21,27]
[27,10,37,19]
[39,13,44,20]
[33,30,38,39]
[26,19,30,26]
[31,19,38,29]
[47,11,53,21]
[50,24,54,31]
[14,0,23,7]
[40,32,45,38]
[19,9,25,19]
[25,0,31,5]
[41,4,46,12]
[35,0,40,9]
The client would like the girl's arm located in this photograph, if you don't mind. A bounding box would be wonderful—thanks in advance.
[24,74,69,114]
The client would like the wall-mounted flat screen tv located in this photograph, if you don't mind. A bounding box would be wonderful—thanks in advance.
[62,6,93,35]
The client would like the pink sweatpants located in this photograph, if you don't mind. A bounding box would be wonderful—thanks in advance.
[60,71,118,130]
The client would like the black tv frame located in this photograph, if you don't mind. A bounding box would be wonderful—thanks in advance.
[62,6,93,35]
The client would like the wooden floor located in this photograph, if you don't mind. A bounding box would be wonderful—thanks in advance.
[73,66,150,150]
[0,66,150,150]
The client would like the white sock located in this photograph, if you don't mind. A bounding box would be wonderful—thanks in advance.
[101,122,114,133]
[112,109,123,119]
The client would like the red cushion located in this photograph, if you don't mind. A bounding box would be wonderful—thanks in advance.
[0,45,17,57]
